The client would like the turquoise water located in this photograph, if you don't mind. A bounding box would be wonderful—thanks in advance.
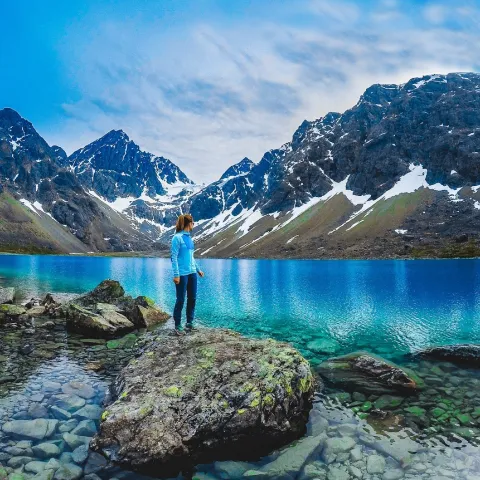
[1,255,480,357]
[2,255,480,479]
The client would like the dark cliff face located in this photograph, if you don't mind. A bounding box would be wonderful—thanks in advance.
[68,130,194,202]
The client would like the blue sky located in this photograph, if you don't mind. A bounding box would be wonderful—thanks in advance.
[2,0,480,183]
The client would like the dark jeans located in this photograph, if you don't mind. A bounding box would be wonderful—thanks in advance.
[173,273,197,327]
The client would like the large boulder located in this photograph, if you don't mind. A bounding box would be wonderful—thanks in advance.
[75,280,125,306]
[317,352,423,395]
[91,328,316,477]
[414,344,480,366]
[0,287,15,304]
[66,304,134,338]
[0,304,27,323]
[66,280,169,336]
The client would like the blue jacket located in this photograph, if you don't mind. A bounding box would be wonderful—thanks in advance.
[171,230,201,277]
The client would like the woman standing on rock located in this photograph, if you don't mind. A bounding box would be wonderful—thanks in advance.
[171,214,204,335]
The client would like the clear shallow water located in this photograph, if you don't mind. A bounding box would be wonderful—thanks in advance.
[2,255,480,479]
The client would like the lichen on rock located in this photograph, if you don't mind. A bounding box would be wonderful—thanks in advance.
[91,328,317,477]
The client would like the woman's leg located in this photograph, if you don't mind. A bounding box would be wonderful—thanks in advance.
[186,273,198,327]
[173,276,188,328]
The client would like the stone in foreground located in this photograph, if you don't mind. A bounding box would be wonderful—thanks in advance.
[317,352,423,395]
[66,280,169,337]
[415,344,480,366]
[0,287,15,304]
[91,328,316,477]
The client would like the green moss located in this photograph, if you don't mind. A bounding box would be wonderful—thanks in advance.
[145,296,155,307]
[361,401,373,412]
[139,405,153,416]
[146,351,154,357]
[263,394,274,407]
[298,374,313,393]
[120,391,128,400]
[164,385,182,397]
[237,409,246,415]
[106,340,120,349]
[101,410,110,421]
[250,391,261,408]
[405,406,426,417]
[221,400,229,408]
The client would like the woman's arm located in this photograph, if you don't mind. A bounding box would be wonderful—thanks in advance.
[171,236,181,278]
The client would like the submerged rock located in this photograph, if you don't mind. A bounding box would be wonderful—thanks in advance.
[317,352,423,395]
[91,328,316,477]
[2,419,58,440]
[0,287,15,304]
[415,344,480,366]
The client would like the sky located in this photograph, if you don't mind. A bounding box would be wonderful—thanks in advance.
[2,0,480,184]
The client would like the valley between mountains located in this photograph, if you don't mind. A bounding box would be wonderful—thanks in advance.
[2,72,480,259]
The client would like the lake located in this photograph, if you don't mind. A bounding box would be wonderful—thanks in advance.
[1,254,480,479]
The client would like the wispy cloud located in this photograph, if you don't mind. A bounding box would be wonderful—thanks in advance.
[46,0,480,183]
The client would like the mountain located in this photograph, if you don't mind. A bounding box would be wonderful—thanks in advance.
[219,157,255,180]
[170,72,480,259]
[68,130,199,237]
[3,71,480,258]
[0,109,156,253]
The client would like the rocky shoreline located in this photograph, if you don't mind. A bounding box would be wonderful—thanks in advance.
[1,282,480,479]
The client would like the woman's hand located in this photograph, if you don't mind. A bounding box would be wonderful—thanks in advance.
[173,277,180,284]
[198,271,205,277]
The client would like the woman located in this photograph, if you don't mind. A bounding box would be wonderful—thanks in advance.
[170,214,204,335]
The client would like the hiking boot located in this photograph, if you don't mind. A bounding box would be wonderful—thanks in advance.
[185,324,197,333]
[174,327,185,336]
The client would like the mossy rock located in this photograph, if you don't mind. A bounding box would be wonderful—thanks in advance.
[405,406,426,416]
[91,328,316,477]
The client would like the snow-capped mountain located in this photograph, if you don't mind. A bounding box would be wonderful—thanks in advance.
[2,71,480,258]
[68,130,200,236]
[0,109,156,253]
[174,72,480,259]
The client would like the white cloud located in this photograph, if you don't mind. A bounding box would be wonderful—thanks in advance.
[423,4,447,24]
[44,1,480,184]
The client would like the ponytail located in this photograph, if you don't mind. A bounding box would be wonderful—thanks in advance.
[176,214,194,232]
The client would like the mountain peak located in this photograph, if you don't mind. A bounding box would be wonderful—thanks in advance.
[99,129,130,144]
[220,157,255,180]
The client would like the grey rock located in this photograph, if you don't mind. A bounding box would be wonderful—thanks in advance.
[58,420,77,433]
[52,395,85,413]
[65,303,134,339]
[0,287,15,304]
[50,407,71,421]
[72,405,102,421]
[327,466,350,480]
[2,420,58,441]
[91,329,316,477]
[71,420,96,437]
[261,434,326,478]
[323,436,356,459]
[83,452,107,475]
[7,457,33,468]
[214,461,255,480]
[383,469,404,480]
[61,382,95,400]
[24,461,48,474]
[317,352,422,395]
[53,464,83,480]
[71,446,88,465]
[32,443,61,459]
[367,455,386,474]
[61,434,89,450]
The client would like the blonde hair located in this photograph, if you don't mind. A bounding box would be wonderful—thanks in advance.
[175,214,194,232]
